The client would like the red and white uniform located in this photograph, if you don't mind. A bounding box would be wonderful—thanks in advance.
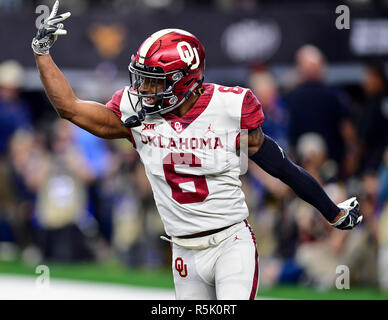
[111,28,265,300]
[106,83,264,236]
[107,82,263,300]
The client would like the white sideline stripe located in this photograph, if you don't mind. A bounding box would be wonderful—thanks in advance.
[0,274,175,300]
[0,274,280,300]
[138,28,193,64]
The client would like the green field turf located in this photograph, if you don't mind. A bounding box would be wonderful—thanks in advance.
[1,260,388,300]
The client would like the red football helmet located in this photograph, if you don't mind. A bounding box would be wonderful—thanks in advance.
[128,28,205,116]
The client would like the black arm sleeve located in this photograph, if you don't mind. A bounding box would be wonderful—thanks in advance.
[249,135,340,222]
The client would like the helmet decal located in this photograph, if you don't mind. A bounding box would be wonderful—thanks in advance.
[177,41,200,70]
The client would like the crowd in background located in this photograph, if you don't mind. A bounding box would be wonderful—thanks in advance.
[246,46,388,290]
[0,41,387,292]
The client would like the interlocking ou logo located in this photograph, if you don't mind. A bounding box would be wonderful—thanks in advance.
[177,41,200,70]
[174,121,183,133]
[175,257,188,278]
[142,123,155,131]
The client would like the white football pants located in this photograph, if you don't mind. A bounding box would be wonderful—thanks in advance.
[171,220,259,300]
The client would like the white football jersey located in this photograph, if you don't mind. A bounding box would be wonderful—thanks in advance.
[106,83,264,236]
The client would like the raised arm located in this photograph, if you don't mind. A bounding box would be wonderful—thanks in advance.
[34,54,130,139]
[32,1,130,140]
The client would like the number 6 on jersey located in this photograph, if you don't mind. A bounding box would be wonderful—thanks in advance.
[163,152,209,204]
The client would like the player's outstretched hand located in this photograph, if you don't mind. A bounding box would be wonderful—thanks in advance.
[330,197,363,230]
[31,0,71,55]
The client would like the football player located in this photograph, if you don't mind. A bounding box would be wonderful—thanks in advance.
[32,1,363,299]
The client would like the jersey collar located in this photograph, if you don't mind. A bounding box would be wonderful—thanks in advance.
[162,83,215,133]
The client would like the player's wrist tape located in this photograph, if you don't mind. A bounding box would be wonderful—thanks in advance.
[249,134,341,223]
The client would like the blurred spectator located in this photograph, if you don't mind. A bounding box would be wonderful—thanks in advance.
[72,125,114,242]
[377,147,388,290]
[296,133,338,183]
[358,63,388,171]
[378,147,388,207]
[0,60,32,156]
[249,69,289,150]
[290,134,346,288]
[31,120,98,262]
[96,142,166,268]
[378,200,388,291]
[73,126,113,181]
[283,45,352,168]
[337,170,380,287]
[340,116,362,179]
[7,129,46,253]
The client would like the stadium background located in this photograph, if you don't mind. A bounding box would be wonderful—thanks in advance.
[0,0,388,299]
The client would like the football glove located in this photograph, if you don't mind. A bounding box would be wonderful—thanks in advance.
[330,197,363,230]
[31,0,71,55]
